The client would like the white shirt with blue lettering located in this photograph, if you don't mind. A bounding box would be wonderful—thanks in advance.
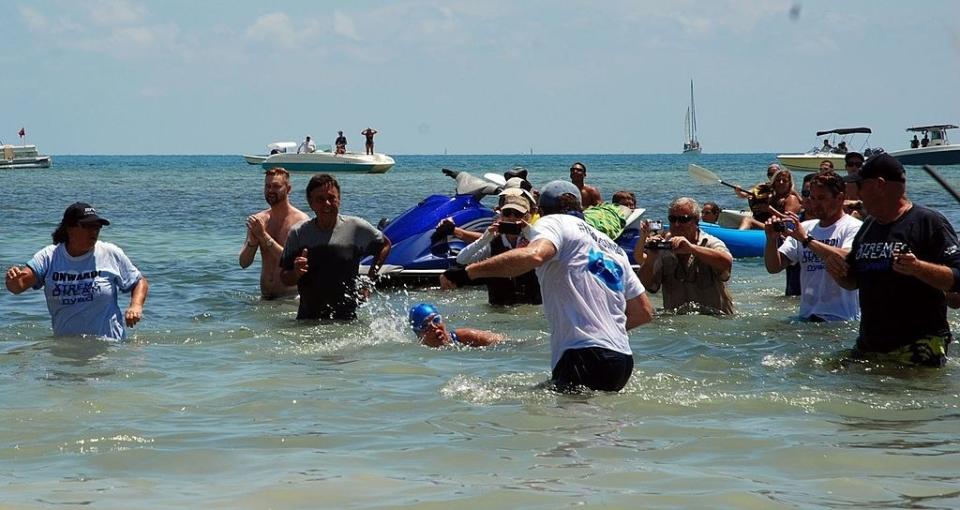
[26,241,143,340]
[779,214,861,321]
[528,214,644,369]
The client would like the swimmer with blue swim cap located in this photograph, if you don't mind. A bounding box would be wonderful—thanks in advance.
[408,303,502,348]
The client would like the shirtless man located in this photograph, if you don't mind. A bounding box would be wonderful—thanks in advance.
[239,167,310,299]
[569,162,602,208]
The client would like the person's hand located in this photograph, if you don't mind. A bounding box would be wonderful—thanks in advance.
[247,215,267,242]
[439,273,458,290]
[125,305,143,327]
[5,266,25,281]
[783,211,805,240]
[892,249,919,276]
[763,217,780,236]
[824,252,849,281]
[671,235,694,255]
[294,248,309,277]
[639,219,653,238]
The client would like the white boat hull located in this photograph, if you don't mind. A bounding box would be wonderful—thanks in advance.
[888,144,960,166]
[260,152,395,173]
[1,144,51,169]
[243,154,267,165]
[776,152,846,173]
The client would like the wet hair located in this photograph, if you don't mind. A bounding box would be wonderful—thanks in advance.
[52,224,69,244]
[611,190,636,207]
[570,161,586,172]
[809,171,845,196]
[265,167,290,182]
[669,197,701,219]
[306,173,340,198]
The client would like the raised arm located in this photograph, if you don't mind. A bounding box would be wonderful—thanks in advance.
[466,238,556,280]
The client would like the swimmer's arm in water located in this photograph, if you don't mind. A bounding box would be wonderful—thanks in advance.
[466,238,556,280]
[453,328,503,347]
[5,265,37,294]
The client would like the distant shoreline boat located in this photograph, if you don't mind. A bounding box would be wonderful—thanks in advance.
[242,141,298,165]
[777,127,879,172]
[888,124,960,166]
[682,80,702,155]
[1,143,51,169]
[261,150,395,174]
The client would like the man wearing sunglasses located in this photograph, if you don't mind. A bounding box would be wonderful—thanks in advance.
[763,172,861,322]
[465,180,654,392]
[408,303,502,348]
[826,154,960,366]
[637,197,734,315]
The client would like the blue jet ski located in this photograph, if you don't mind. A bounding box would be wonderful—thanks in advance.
[363,169,647,283]
[361,169,501,281]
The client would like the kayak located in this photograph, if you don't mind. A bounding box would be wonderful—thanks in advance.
[699,222,764,258]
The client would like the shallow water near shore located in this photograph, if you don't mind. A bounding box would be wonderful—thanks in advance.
[2,154,959,509]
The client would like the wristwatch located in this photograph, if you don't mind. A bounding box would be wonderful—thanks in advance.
[802,235,815,247]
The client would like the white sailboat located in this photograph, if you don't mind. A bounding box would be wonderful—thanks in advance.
[683,80,702,154]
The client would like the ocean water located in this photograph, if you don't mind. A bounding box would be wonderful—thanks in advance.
[1,154,959,509]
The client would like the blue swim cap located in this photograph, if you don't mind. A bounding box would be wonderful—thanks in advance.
[409,303,439,331]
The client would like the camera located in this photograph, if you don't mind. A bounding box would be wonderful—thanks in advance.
[647,220,663,232]
[894,244,912,256]
[644,239,673,250]
[498,222,523,235]
[773,220,796,233]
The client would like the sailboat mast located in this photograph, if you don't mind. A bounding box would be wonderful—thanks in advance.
[689,80,698,143]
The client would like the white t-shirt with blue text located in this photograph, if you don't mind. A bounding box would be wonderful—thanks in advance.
[528,214,645,369]
[779,214,861,321]
[26,241,143,340]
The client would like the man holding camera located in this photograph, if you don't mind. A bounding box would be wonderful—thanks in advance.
[636,197,734,315]
[825,154,960,366]
[763,171,861,321]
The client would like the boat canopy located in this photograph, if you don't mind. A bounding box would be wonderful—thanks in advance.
[267,141,298,151]
[906,125,958,132]
[815,127,872,136]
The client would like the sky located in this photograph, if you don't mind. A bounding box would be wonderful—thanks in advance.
[2,0,959,155]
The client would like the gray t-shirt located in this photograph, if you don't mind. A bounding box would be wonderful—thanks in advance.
[280,215,386,320]
[649,229,734,315]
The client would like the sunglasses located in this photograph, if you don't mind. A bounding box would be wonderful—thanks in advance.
[415,314,442,333]
[500,208,524,219]
[668,214,695,224]
[79,223,102,230]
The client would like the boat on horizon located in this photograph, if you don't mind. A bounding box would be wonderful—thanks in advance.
[888,124,960,166]
[242,141,298,165]
[682,80,702,155]
[1,143,51,169]
[260,150,395,174]
[777,127,881,172]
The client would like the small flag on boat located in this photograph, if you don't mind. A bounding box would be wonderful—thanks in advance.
[18,127,25,138]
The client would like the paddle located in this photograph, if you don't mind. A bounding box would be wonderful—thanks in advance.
[922,164,960,204]
[688,164,743,192]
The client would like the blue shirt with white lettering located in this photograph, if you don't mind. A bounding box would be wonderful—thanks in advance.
[26,241,142,341]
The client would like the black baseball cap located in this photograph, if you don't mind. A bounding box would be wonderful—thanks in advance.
[844,151,864,164]
[61,202,110,226]
[843,153,905,183]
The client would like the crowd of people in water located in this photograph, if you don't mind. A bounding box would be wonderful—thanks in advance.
[7,152,960,391]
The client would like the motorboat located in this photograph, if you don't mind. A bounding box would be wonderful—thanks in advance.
[888,125,960,166]
[360,169,646,283]
[242,141,298,165]
[1,144,51,169]
[682,80,702,154]
[261,149,395,173]
[777,127,881,172]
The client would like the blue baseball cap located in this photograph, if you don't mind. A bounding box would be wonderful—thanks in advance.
[538,180,581,211]
[408,303,439,332]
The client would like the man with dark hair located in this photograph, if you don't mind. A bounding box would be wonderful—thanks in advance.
[764,171,861,321]
[701,202,720,223]
[280,174,392,320]
[334,131,347,154]
[569,162,602,208]
[240,167,310,299]
[466,180,654,392]
[611,191,636,209]
[826,154,960,366]
[842,151,865,218]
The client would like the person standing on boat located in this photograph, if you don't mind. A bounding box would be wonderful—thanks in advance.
[763,172,861,322]
[5,203,149,341]
[569,162,602,208]
[239,167,310,299]
[334,131,347,155]
[637,197,735,315]
[279,174,392,321]
[465,180,654,392]
[911,135,920,149]
[298,136,316,154]
[361,128,377,155]
[826,154,960,366]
